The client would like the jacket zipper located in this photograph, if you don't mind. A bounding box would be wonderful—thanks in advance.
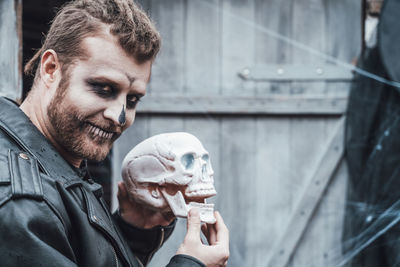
[81,190,130,267]
[91,221,130,266]
[135,255,144,267]
[144,228,165,266]
[159,228,165,249]
[111,245,119,267]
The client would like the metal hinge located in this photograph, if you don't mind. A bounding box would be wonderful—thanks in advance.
[238,64,354,81]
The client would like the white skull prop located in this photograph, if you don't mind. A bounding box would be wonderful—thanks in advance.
[121,132,217,223]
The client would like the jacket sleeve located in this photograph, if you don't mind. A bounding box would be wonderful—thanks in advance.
[166,255,206,267]
[0,198,77,266]
[112,212,206,266]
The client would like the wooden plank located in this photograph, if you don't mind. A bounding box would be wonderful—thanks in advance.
[219,117,257,265]
[254,0,293,95]
[0,0,22,99]
[288,3,327,265]
[289,0,326,97]
[137,95,347,115]
[266,116,345,267]
[16,0,22,100]
[294,159,348,266]
[249,117,291,266]
[325,0,362,63]
[251,2,293,265]
[185,0,220,94]
[288,117,339,266]
[324,0,361,98]
[148,115,185,135]
[148,0,185,95]
[221,0,256,95]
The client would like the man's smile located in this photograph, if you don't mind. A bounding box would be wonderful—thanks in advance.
[86,122,117,140]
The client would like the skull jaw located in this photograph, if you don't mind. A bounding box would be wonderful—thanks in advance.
[160,188,216,224]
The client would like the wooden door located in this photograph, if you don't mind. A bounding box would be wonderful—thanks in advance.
[110,1,361,266]
[0,0,22,100]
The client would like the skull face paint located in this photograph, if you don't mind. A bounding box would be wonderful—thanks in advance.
[118,105,126,126]
[121,132,217,223]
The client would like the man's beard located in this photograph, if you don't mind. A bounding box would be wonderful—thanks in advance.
[47,77,121,162]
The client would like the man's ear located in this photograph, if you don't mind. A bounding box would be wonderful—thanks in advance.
[40,49,61,88]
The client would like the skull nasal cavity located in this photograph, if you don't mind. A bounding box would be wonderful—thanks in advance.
[202,165,207,173]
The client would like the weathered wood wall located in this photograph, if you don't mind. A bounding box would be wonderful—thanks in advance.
[0,0,22,100]
[111,0,361,266]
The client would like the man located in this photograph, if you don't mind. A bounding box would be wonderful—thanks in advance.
[0,0,229,266]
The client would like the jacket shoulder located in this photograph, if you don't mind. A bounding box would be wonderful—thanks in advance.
[0,149,73,227]
[0,149,44,207]
[0,152,11,207]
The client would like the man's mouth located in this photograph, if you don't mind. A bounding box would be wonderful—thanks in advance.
[87,122,115,140]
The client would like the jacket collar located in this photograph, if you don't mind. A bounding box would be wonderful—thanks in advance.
[0,97,83,185]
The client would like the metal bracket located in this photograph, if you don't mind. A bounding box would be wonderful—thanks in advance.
[238,64,354,81]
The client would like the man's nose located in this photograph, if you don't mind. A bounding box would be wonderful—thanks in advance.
[103,102,126,126]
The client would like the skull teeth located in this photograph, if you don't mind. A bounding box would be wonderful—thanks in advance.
[185,188,217,198]
[188,202,215,211]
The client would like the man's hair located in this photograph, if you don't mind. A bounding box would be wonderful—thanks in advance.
[24,0,160,79]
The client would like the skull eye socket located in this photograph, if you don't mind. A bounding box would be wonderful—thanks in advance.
[181,153,195,169]
[202,154,209,162]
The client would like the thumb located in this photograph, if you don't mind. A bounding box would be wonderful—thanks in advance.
[185,208,201,242]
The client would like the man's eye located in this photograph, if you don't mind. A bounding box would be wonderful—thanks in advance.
[88,82,114,97]
[127,95,141,109]
[95,85,113,96]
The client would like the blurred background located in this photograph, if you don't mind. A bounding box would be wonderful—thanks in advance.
[3,0,400,266]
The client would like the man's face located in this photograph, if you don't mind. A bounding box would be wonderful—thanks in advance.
[47,34,151,162]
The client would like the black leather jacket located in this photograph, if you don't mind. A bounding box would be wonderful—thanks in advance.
[0,97,205,267]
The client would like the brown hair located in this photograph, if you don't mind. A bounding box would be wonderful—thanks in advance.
[24,0,160,78]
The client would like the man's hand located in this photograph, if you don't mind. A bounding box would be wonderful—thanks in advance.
[117,181,175,228]
[177,209,230,267]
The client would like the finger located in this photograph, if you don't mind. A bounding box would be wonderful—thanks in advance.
[117,182,125,200]
[119,181,129,198]
[201,223,208,237]
[118,182,134,212]
[117,182,128,210]
[214,211,229,245]
[201,224,210,245]
[117,182,122,199]
[207,222,218,245]
[185,208,201,243]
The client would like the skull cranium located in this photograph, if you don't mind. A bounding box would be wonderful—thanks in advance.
[121,132,217,223]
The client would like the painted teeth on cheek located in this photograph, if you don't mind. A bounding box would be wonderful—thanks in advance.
[87,123,114,139]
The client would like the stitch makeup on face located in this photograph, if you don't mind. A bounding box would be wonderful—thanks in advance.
[118,104,126,126]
